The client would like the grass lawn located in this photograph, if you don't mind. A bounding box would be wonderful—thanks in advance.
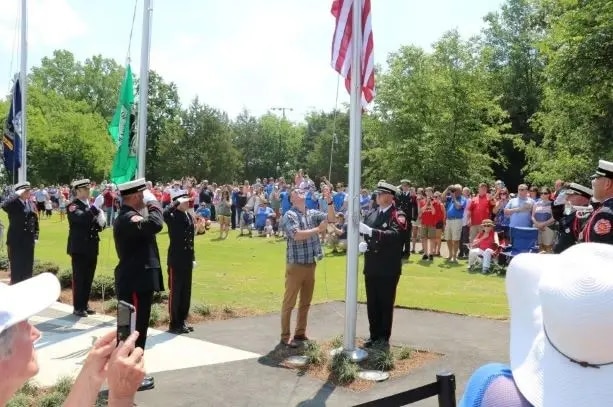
[4,213,509,319]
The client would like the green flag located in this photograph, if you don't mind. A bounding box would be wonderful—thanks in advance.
[109,65,137,184]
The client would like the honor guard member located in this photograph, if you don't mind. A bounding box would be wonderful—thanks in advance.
[113,178,164,391]
[358,181,408,347]
[2,182,39,284]
[552,183,593,254]
[395,179,415,258]
[67,179,106,317]
[163,189,196,334]
[580,159,613,244]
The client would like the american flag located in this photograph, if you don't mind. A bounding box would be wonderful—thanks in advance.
[330,0,375,107]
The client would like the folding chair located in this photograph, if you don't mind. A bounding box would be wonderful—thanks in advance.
[499,227,540,261]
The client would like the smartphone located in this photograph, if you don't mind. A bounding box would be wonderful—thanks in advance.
[117,300,136,343]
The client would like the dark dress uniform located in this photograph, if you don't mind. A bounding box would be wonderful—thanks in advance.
[67,196,104,315]
[362,193,408,345]
[395,187,415,256]
[554,211,584,253]
[113,191,165,352]
[579,197,613,244]
[2,183,39,284]
[163,194,195,333]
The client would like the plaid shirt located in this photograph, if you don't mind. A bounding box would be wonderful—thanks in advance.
[283,206,326,264]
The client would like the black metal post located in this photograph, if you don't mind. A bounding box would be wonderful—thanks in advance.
[437,372,456,407]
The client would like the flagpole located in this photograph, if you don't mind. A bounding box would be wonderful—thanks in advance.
[18,0,27,183]
[136,0,153,179]
[342,0,367,362]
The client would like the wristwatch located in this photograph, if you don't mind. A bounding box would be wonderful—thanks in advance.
[327,201,333,206]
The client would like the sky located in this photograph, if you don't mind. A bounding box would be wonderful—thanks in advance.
[0,0,503,122]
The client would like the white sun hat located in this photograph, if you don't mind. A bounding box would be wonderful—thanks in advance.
[507,243,613,407]
[0,273,61,335]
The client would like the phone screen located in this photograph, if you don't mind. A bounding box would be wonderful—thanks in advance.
[117,300,136,343]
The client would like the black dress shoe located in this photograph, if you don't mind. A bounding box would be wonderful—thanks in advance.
[169,326,190,334]
[144,375,154,382]
[183,323,194,332]
[138,377,155,391]
[363,339,374,348]
[73,310,88,318]
[85,308,96,315]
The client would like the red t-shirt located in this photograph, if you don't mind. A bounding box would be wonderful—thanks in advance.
[473,231,497,251]
[420,199,442,227]
[470,194,494,226]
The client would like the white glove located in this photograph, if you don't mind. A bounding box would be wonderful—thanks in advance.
[359,222,373,236]
[96,210,107,228]
[193,261,197,268]
[358,241,368,253]
[143,189,156,204]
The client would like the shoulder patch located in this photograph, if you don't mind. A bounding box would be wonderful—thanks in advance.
[68,204,76,212]
[594,219,612,236]
[130,215,144,223]
[397,214,407,225]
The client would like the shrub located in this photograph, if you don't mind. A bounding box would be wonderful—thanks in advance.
[369,348,395,371]
[6,393,33,407]
[33,261,60,276]
[38,391,65,407]
[57,269,73,289]
[192,303,211,317]
[223,305,234,315]
[330,334,343,349]
[303,341,325,366]
[397,346,413,360]
[152,291,169,304]
[52,376,73,398]
[329,352,358,384]
[149,303,167,327]
[0,254,9,271]
[103,300,118,314]
[90,275,115,300]
[16,381,39,397]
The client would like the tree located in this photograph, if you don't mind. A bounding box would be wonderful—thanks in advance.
[370,32,508,188]
[23,85,114,184]
[481,0,545,187]
[30,50,124,120]
[137,71,182,181]
[520,0,613,185]
[304,110,349,184]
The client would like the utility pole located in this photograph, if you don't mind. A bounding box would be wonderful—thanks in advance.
[271,106,293,119]
[270,107,293,177]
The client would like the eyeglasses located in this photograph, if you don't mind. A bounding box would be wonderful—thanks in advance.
[483,225,493,228]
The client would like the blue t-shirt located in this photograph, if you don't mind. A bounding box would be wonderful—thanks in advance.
[255,206,274,228]
[231,190,239,206]
[306,191,319,210]
[505,197,534,228]
[333,192,346,212]
[446,195,467,219]
[280,190,291,213]
[197,207,211,218]
[360,194,371,212]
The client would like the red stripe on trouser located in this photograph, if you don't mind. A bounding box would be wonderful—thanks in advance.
[168,267,173,323]
[132,292,138,313]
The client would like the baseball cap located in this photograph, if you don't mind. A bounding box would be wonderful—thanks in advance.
[0,273,61,335]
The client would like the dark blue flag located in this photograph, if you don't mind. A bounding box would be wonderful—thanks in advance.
[2,78,22,179]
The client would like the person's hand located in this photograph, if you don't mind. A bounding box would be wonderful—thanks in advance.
[358,241,368,253]
[359,222,373,236]
[317,220,328,233]
[107,331,145,403]
[80,330,117,384]
[193,261,197,268]
[143,189,156,204]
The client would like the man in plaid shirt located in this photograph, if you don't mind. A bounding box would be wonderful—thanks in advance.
[281,187,335,347]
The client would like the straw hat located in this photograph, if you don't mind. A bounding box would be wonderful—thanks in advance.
[481,219,494,227]
[507,243,613,406]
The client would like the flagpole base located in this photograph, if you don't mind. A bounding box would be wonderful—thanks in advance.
[329,347,368,363]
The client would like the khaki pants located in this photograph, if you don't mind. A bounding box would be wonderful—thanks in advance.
[281,263,316,341]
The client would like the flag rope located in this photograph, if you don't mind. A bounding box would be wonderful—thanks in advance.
[125,0,140,64]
